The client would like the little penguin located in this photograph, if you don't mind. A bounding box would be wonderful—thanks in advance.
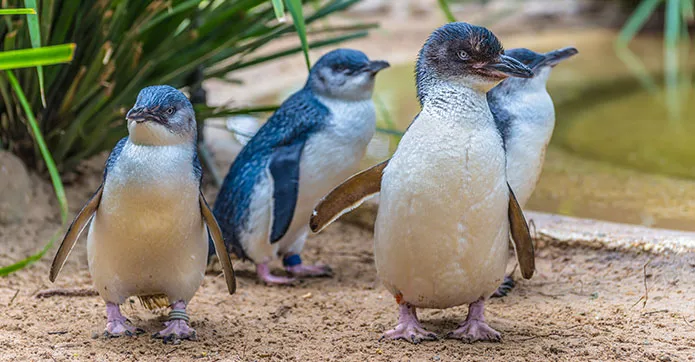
[310,47,578,299]
[49,85,236,342]
[211,48,389,285]
[312,23,536,343]
[488,46,578,297]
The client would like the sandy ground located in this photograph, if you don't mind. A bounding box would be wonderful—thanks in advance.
[1,161,695,361]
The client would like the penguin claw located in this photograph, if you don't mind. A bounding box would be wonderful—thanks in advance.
[152,320,197,344]
[491,275,516,298]
[446,320,501,343]
[382,323,438,344]
[103,320,142,338]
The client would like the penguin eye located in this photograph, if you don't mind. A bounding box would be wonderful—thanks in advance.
[457,50,470,61]
[332,64,348,73]
[166,107,175,115]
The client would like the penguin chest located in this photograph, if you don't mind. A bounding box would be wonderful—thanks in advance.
[504,95,555,206]
[374,114,509,309]
[87,143,207,304]
[280,98,376,249]
[240,99,376,262]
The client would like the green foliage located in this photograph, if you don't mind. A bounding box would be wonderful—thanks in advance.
[0,44,75,70]
[0,0,372,173]
[0,6,74,276]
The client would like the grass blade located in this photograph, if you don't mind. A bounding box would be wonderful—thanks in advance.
[0,44,76,70]
[0,71,68,276]
[617,0,663,46]
[23,0,46,107]
[0,8,36,15]
[138,0,203,34]
[664,0,683,119]
[285,0,311,70]
[271,0,286,22]
[437,0,457,22]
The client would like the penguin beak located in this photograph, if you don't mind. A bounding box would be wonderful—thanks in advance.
[483,54,534,79]
[364,60,390,74]
[126,107,166,124]
[538,47,578,68]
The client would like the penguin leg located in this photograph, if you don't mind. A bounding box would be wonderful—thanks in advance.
[152,300,197,343]
[283,254,333,278]
[282,229,332,278]
[491,275,516,298]
[103,302,143,338]
[256,263,297,285]
[381,300,437,344]
[446,298,501,343]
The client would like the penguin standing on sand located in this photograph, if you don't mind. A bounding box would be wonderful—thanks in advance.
[311,47,579,299]
[49,86,236,343]
[489,46,578,297]
[211,49,389,285]
[312,23,536,343]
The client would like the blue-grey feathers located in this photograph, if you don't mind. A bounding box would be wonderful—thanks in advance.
[135,85,192,111]
[268,142,305,243]
[104,137,128,181]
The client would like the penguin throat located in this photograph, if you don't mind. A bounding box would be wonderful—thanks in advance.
[421,80,490,117]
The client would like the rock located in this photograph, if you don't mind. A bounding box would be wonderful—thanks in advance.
[0,151,30,224]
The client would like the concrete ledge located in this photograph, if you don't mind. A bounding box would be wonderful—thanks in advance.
[335,198,695,255]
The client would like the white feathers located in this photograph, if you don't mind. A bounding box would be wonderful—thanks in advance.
[374,86,509,309]
[87,139,207,305]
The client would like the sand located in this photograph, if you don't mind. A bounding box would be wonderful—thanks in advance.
[1,163,694,361]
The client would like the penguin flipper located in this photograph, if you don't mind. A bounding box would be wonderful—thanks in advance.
[268,141,306,244]
[507,183,535,279]
[49,185,104,282]
[310,159,389,233]
[200,193,237,294]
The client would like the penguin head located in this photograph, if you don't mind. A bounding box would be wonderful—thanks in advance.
[416,22,533,100]
[497,47,578,91]
[126,85,196,146]
[308,48,390,101]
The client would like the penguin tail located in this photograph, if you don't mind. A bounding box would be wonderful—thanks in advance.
[138,294,170,310]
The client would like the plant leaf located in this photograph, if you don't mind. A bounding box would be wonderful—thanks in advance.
[0,71,68,276]
[437,0,457,22]
[0,8,36,15]
[0,44,76,70]
[138,0,203,34]
[271,0,286,22]
[285,0,311,70]
[23,0,46,107]
[617,0,663,46]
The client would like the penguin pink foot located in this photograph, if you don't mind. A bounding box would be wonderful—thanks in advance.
[283,254,333,277]
[104,302,143,337]
[382,303,437,344]
[256,263,297,285]
[446,299,501,343]
[152,301,197,343]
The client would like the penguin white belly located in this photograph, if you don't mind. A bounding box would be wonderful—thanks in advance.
[374,113,508,309]
[242,98,376,262]
[280,97,376,255]
[87,142,207,305]
[504,102,554,206]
